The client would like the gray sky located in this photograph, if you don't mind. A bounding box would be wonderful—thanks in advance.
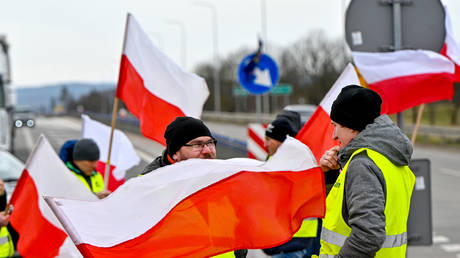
[1,0,460,87]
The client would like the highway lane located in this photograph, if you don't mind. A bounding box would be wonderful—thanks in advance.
[12,116,460,258]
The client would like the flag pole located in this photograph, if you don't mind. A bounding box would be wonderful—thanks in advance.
[104,97,119,189]
[104,13,131,189]
[411,104,425,145]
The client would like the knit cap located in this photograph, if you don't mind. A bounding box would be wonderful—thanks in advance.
[164,116,213,156]
[330,85,382,131]
[73,138,100,161]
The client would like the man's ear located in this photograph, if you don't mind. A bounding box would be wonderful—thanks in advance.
[172,153,178,162]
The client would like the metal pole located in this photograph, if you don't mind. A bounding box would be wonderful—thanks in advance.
[167,20,186,68]
[261,0,270,114]
[392,1,404,130]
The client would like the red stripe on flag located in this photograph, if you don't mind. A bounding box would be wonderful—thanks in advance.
[96,161,124,192]
[296,107,339,163]
[441,43,460,82]
[76,168,325,258]
[10,170,68,257]
[116,55,185,146]
[369,72,454,114]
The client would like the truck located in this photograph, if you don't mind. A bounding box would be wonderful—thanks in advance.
[0,35,14,152]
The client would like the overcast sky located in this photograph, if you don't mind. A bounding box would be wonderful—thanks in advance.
[1,0,460,87]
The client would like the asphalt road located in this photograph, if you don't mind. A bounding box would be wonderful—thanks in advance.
[12,116,460,258]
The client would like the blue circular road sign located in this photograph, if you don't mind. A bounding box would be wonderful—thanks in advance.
[237,53,279,95]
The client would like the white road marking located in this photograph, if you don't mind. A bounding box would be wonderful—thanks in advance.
[440,168,460,177]
[433,235,450,244]
[440,244,460,252]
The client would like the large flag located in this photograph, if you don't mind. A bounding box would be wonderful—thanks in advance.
[116,13,209,145]
[353,50,455,114]
[45,137,325,258]
[440,3,460,82]
[9,135,96,257]
[81,114,140,191]
[296,64,361,162]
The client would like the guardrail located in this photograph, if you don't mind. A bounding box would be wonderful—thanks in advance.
[405,124,460,146]
[72,111,460,147]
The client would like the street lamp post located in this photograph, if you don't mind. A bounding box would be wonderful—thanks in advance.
[260,0,270,114]
[166,20,186,68]
[194,1,221,112]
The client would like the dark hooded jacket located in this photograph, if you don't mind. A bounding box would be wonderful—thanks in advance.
[140,150,172,175]
[333,115,413,258]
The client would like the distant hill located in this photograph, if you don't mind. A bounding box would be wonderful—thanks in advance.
[15,82,116,112]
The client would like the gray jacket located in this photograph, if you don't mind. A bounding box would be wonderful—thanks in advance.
[335,115,413,258]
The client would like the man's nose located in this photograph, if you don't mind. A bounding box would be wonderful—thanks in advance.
[201,144,212,153]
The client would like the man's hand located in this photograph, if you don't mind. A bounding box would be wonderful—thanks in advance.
[0,213,10,227]
[96,189,112,199]
[320,146,340,172]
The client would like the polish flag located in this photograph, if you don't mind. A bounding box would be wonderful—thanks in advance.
[440,3,460,82]
[296,64,361,162]
[353,50,454,114]
[116,13,209,145]
[81,114,140,191]
[45,137,325,258]
[9,135,97,257]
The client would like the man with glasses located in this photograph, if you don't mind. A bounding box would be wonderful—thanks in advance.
[141,116,217,175]
[140,117,248,258]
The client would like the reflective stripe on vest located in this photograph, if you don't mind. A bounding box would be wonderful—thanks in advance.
[293,218,318,238]
[320,148,415,258]
[321,227,407,248]
[75,172,105,194]
[0,227,14,257]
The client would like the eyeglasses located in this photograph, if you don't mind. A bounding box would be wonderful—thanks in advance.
[183,139,217,151]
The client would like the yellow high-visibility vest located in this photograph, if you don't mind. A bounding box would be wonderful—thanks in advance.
[0,227,14,257]
[74,172,105,194]
[66,161,105,194]
[293,218,318,238]
[320,148,415,258]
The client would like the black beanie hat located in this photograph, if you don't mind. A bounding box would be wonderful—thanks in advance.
[164,116,213,156]
[73,138,100,161]
[265,117,297,142]
[330,85,382,132]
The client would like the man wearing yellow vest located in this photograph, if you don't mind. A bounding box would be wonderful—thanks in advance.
[318,85,415,258]
[62,138,111,199]
[263,110,321,258]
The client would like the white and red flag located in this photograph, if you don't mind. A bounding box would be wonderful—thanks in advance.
[116,13,209,145]
[353,49,455,114]
[81,114,140,191]
[45,137,325,258]
[440,2,460,82]
[353,3,460,115]
[10,135,96,257]
[296,63,361,162]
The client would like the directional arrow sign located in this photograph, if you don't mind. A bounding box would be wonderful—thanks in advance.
[237,53,279,95]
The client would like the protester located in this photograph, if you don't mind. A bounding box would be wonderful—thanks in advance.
[141,116,217,174]
[319,85,415,257]
[262,111,321,258]
[59,139,111,199]
[0,179,14,257]
[141,116,247,258]
[264,110,300,158]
